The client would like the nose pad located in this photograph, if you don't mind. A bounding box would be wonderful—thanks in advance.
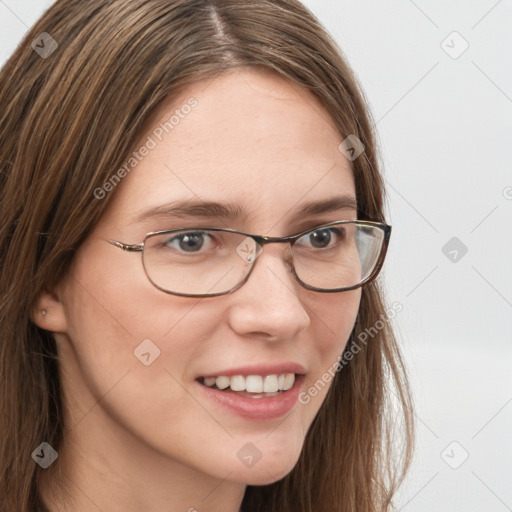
[255,241,295,278]
[233,236,299,294]
[255,243,301,292]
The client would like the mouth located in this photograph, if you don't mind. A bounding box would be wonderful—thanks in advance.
[196,372,305,420]
[197,373,297,399]
[195,362,307,419]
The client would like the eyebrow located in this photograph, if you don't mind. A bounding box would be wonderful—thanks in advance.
[134,195,358,224]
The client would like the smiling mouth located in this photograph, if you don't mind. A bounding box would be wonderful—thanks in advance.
[197,373,296,397]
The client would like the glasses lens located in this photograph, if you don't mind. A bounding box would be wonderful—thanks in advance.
[292,222,386,290]
[142,222,386,296]
[143,229,256,295]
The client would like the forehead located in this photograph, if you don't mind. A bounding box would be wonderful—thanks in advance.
[105,69,356,230]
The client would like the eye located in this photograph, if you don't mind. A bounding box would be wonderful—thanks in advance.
[297,226,345,250]
[164,231,216,253]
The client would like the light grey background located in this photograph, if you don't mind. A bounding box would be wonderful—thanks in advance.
[1,1,511,510]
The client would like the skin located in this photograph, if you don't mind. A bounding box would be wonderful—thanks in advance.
[33,69,361,512]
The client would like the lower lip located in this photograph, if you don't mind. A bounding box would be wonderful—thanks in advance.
[197,375,305,420]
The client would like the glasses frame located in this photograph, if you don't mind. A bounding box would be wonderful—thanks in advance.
[106,220,391,297]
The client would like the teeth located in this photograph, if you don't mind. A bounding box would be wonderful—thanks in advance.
[246,375,263,393]
[282,373,295,391]
[230,375,245,392]
[263,375,278,392]
[215,376,230,390]
[203,373,296,393]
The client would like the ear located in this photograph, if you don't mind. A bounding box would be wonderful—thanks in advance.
[31,288,69,333]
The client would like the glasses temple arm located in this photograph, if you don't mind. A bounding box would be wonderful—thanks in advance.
[106,240,144,252]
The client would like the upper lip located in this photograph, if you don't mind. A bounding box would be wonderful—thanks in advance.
[199,362,307,379]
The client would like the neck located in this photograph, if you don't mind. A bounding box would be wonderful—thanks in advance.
[38,404,246,512]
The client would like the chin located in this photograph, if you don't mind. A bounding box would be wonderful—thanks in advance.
[227,448,302,486]
[231,467,295,486]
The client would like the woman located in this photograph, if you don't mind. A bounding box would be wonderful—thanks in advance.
[0,1,414,510]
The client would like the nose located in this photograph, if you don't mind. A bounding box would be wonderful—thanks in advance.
[226,242,311,340]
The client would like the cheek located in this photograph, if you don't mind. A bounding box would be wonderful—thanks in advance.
[60,256,233,464]
[299,289,360,414]
[65,240,213,346]
[60,249,217,418]
[309,288,360,354]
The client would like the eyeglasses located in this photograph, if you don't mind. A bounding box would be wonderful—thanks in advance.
[106,220,391,297]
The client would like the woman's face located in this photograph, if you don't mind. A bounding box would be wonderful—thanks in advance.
[49,69,361,487]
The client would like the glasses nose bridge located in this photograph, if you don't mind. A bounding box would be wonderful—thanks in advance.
[251,233,297,255]
[247,234,296,274]
[252,231,298,248]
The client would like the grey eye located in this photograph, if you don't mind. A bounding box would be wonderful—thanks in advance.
[165,232,213,253]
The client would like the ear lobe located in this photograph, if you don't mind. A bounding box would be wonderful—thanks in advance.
[31,289,69,333]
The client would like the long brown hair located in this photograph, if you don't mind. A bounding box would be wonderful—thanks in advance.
[0,1,414,510]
